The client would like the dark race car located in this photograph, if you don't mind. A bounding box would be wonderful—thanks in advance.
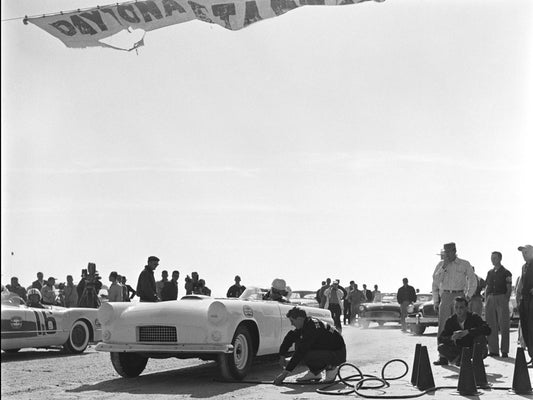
[359,293,433,329]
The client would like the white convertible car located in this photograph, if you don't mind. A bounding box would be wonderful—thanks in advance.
[1,297,102,353]
[96,287,334,380]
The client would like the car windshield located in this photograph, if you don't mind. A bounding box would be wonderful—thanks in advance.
[239,287,267,300]
[381,294,396,303]
[416,294,433,302]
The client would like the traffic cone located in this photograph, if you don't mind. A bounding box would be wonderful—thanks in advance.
[416,345,435,391]
[510,347,533,394]
[410,343,422,386]
[472,342,490,389]
[455,347,481,396]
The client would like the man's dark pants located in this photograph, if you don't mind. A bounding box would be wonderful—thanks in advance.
[328,304,342,331]
[438,336,488,363]
[304,346,347,375]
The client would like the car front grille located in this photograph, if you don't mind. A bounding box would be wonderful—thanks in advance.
[364,311,399,319]
[138,326,177,342]
[422,304,437,316]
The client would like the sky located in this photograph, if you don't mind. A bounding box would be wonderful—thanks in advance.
[1,0,532,298]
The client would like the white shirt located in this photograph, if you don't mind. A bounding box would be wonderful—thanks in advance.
[432,257,477,303]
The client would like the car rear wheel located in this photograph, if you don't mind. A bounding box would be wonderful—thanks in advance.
[218,325,254,380]
[409,324,426,335]
[110,352,148,378]
[64,320,90,353]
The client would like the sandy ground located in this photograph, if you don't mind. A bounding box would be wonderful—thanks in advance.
[2,324,532,399]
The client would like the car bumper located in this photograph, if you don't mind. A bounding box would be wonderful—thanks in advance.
[359,316,400,322]
[405,315,438,326]
[96,342,234,354]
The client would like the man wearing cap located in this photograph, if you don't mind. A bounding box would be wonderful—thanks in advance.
[484,251,512,357]
[432,242,477,365]
[41,277,57,305]
[227,275,246,298]
[517,245,533,364]
[136,256,160,302]
[263,279,290,302]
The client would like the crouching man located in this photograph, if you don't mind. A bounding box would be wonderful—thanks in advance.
[273,307,346,385]
[434,297,491,366]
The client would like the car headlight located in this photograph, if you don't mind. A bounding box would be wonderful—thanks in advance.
[359,305,365,311]
[208,301,228,325]
[98,302,115,325]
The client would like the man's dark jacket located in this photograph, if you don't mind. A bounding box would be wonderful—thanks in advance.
[438,312,491,348]
[136,266,158,302]
[279,317,345,372]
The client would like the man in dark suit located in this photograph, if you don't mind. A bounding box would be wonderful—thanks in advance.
[434,296,491,366]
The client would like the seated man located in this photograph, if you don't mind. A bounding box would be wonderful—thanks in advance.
[26,288,46,309]
[274,307,346,385]
[434,296,491,366]
[263,278,291,303]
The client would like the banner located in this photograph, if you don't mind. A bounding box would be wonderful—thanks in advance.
[26,0,384,50]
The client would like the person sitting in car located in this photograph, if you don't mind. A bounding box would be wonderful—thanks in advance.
[263,279,291,303]
[26,288,46,309]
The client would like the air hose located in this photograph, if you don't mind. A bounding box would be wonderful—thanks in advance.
[218,358,518,398]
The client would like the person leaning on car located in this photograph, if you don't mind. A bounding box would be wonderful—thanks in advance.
[397,278,417,332]
[434,296,491,366]
[136,256,160,302]
[274,307,346,385]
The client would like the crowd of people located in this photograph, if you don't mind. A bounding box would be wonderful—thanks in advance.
[2,242,532,374]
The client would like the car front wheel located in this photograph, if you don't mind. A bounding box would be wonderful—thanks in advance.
[110,352,148,378]
[410,324,426,335]
[64,320,90,353]
[218,325,254,380]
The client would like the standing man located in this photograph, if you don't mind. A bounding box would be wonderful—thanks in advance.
[6,277,27,302]
[63,275,78,307]
[108,271,124,302]
[361,284,373,303]
[185,271,200,295]
[156,270,168,301]
[273,307,346,385]
[318,278,331,309]
[469,267,486,315]
[432,242,477,365]
[397,278,417,332]
[517,244,533,365]
[227,275,246,298]
[348,282,362,325]
[31,272,45,291]
[324,280,344,332]
[372,284,382,303]
[161,270,180,301]
[484,251,512,357]
[121,276,136,301]
[41,277,57,305]
[343,282,352,326]
[136,256,160,302]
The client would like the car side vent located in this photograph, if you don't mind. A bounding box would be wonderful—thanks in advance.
[138,326,177,342]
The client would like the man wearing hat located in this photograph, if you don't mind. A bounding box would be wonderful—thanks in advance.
[263,279,290,302]
[517,245,533,365]
[136,256,160,302]
[432,242,477,365]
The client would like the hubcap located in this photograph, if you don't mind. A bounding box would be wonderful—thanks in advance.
[233,334,249,370]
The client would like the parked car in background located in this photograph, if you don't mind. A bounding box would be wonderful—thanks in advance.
[289,290,319,308]
[96,287,334,380]
[359,293,432,329]
[1,296,102,353]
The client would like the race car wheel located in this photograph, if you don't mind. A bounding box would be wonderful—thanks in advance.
[64,320,90,354]
[410,324,426,335]
[218,325,254,380]
[110,352,148,378]
[4,348,21,353]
